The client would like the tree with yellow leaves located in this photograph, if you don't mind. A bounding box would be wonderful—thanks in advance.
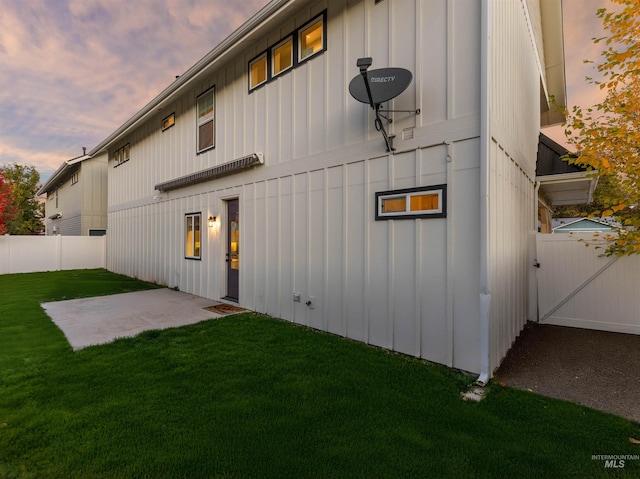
[562,0,640,255]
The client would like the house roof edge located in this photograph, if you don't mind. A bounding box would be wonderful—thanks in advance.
[88,0,296,157]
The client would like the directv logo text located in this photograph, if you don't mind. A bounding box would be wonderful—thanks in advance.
[370,76,396,83]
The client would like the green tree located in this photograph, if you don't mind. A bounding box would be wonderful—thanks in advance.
[0,163,45,235]
[561,0,640,255]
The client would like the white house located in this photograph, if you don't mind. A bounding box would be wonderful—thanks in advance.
[89,0,566,380]
[37,152,108,236]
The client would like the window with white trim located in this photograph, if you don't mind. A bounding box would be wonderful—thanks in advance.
[247,11,326,92]
[113,144,130,167]
[272,37,293,77]
[71,172,79,185]
[197,88,215,153]
[298,16,324,61]
[249,54,268,90]
[375,185,447,220]
[185,213,201,259]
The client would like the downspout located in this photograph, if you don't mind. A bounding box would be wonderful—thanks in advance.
[477,0,491,387]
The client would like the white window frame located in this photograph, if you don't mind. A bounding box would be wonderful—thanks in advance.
[375,185,447,220]
[271,36,293,78]
[113,144,130,167]
[298,15,325,62]
[196,87,215,153]
[247,11,326,93]
[185,212,202,260]
[248,53,268,90]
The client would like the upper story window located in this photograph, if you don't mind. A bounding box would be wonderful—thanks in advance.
[71,172,79,185]
[299,17,324,61]
[248,11,326,92]
[113,143,130,167]
[272,37,293,77]
[197,87,215,153]
[249,54,268,90]
[162,112,175,131]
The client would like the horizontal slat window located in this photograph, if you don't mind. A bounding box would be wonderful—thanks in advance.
[375,185,447,220]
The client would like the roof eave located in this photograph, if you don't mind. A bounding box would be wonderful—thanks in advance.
[36,154,91,195]
[539,0,567,127]
[88,0,297,157]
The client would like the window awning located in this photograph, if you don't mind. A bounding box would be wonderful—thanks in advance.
[154,153,264,192]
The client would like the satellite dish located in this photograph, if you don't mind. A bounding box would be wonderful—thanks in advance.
[349,67,413,105]
[349,58,418,152]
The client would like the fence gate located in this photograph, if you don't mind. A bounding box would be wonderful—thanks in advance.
[534,233,640,335]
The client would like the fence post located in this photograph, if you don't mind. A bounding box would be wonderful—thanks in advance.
[528,232,539,322]
[56,235,62,271]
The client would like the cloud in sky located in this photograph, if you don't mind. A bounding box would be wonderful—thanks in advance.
[0,0,269,181]
[0,0,622,181]
[542,0,617,149]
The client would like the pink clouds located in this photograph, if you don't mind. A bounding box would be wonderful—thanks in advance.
[0,0,270,180]
[543,0,616,149]
[0,0,622,181]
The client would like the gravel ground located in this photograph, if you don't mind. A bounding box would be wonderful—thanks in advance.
[495,322,640,423]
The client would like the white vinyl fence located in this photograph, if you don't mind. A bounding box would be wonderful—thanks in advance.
[0,235,106,275]
[534,233,640,335]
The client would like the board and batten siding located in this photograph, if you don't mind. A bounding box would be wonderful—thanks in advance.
[106,0,498,373]
[107,0,481,207]
[484,0,542,372]
[109,139,481,371]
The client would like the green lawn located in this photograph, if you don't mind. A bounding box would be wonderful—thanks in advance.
[0,270,638,478]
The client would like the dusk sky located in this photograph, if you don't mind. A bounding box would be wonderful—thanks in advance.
[0,0,613,184]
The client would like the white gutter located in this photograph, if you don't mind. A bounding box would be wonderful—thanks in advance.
[88,0,297,157]
[477,0,492,387]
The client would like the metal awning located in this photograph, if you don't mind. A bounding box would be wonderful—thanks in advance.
[155,153,264,192]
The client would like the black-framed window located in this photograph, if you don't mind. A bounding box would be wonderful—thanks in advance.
[197,87,215,153]
[272,36,293,77]
[113,143,130,167]
[375,185,447,220]
[249,53,268,90]
[185,212,201,259]
[248,11,326,92]
[298,16,324,62]
[162,112,175,131]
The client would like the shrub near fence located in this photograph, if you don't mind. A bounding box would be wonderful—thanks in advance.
[0,235,106,275]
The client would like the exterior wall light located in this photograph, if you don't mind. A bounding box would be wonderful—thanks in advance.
[208,216,216,227]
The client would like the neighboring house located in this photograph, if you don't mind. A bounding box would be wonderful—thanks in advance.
[88,0,566,379]
[37,152,108,236]
[536,133,597,233]
[552,217,614,234]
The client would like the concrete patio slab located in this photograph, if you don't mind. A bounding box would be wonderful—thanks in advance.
[41,288,231,350]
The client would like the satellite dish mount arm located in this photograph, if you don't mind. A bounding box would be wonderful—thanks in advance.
[357,58,395,152]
